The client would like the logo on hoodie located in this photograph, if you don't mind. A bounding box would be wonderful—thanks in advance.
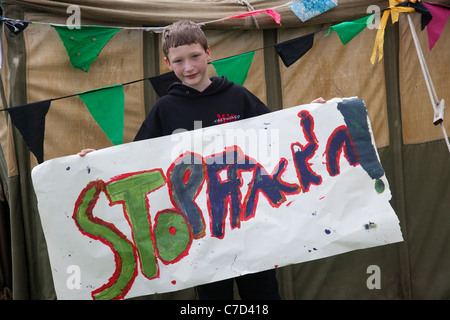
[214,114,241,124]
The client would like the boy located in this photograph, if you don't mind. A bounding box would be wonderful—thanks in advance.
[138,20,280,300]
[79,20,324,299]
[133,20,271,140]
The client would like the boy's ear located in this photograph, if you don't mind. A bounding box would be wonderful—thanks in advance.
[206,46,211,62]
[164,56,173,71]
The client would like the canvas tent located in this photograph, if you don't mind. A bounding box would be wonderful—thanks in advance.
[0,0,449,300]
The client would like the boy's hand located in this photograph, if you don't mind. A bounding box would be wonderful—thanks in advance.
[77,148,96,157]
[310,97,326,104]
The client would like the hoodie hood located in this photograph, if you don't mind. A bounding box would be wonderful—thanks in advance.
[167,76,234,97]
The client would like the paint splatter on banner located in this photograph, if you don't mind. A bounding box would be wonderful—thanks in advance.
[32,97,403,300]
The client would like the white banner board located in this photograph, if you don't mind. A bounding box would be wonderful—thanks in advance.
[32,97,403,300]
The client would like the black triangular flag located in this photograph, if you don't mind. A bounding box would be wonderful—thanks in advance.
[148,71,179,97]
[396,1,432,30]
[7,100,51,163]
[274,33,314,67]
[3,18,29,36]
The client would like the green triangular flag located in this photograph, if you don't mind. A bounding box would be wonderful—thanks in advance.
[211,51,255,85]
[52,25,121,72]
[326,14,375,45]
[78,85,125,145]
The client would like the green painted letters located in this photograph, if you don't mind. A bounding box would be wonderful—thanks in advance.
[106,170,166,279]
[73,180,138,300]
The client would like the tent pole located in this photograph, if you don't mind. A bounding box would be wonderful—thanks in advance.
[263,29,282,111]
[383,19,412,300]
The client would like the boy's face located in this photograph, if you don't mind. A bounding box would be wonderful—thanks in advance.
[165,43,212,92]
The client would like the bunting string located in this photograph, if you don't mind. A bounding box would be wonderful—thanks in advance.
[0,21,335,114]
[0,0,332,72]
[0,0,300,32]
[2,1,447,72]
[0,17,334,112]
[1,1,449,162]
[49,77,149,103]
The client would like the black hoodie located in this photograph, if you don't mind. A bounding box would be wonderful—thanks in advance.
[134,76,270,141]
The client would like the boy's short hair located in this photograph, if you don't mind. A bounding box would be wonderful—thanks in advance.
[162,20,209,59]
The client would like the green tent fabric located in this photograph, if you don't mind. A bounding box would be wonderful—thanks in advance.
[211,51,255,86]
[78,85,125,145]
[52,25,121,72]
[326,14,375,45]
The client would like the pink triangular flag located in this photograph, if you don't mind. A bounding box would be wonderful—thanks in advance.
[423,2,450,50]
[266,9,281,25]
[226,8,281,25]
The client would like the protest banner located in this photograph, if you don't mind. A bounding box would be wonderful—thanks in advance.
[31,97,403,300]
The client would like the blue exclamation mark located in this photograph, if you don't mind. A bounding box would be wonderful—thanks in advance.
[337,98,385,194]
